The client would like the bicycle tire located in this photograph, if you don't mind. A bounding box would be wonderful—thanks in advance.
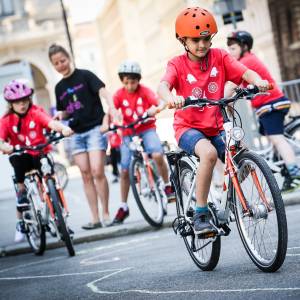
[129,156,164,227]
[24,195,46,255]
[233,150,287,272]
[47,178,75,256]
[177,159,221,271]
[54,162,69,190]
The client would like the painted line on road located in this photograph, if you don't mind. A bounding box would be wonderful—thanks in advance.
[0,268,132,281]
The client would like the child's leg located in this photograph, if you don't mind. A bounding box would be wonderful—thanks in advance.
[194,139,218,207]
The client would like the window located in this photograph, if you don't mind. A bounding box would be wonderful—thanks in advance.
[0,0,14,17]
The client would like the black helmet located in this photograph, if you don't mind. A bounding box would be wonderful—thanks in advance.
[227,31,253,50]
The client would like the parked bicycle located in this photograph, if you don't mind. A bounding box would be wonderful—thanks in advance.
[105,114,167,227]
[12,132,75,256]
[167,86,288,272]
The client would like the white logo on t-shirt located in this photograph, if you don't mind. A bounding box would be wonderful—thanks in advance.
[210,67,218,77]
[137,97,143,105]
[186,74,197,84]
[123,99,129,107]
[29,121,35,129]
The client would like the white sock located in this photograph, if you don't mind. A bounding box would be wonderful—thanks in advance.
[121,203,128,211]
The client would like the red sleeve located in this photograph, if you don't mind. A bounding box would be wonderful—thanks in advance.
[0,118,8,141]
[33,107,52,128]
[160,60,178,90]
[113,91,121,109]
[143,86,159,106]
[223,51,247,85]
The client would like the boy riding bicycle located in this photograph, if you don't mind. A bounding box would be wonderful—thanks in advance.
[226,30,300,193]
[110,60,174,224]
[0,80,73,242]
[157,7,269,234]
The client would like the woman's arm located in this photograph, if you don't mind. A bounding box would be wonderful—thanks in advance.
[99,87,121,122]
[0,139,13,154]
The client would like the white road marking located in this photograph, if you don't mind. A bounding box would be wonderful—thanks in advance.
[0,268,131,281]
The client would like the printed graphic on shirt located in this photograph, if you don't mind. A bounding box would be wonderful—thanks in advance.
[137,97,143,105]
[123,99,129,107]
[208,82,218,93]
[186,74,197,84]
[29,131,37,139]
[210,67,218,77]
[192,87,203,98]
[125,108,132,116]
[29,121,35,129]
[59,84,84,114]
[12,126,18,133]
[137,106,144,115]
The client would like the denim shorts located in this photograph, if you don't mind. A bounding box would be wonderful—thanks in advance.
[70,125,107,155]
[179,128,225,161]
[120,129,163,170]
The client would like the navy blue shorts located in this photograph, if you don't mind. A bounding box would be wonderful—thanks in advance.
[259,109,288,136]
[178,128,225,162]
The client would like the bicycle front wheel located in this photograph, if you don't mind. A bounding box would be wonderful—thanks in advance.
[47,178,75,256]
[177,159,221,271]
[54,163,69,190]
[233,150,287,272]
[129,157,164,227]
[24,195,46,256]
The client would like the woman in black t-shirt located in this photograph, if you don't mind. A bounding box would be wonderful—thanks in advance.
[49,44,116,229]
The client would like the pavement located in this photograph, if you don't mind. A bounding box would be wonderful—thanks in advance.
[0,166,299,257]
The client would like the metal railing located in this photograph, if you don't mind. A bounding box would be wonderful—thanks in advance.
[279,78,300,103]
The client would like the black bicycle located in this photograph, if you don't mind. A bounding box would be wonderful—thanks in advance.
[12,132,75,256]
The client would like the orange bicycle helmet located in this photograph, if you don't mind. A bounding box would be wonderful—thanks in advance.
[175,7,218,39]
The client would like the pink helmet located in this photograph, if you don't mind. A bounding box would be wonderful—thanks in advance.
[3,80,33,102]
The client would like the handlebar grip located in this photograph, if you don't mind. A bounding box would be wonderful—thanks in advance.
[268,83,274,90]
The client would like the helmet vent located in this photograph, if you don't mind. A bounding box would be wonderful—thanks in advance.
[196,25,200,30]
[206,24,210,28]
[192,14,196,17]
[184,12,189,16]
[201,12,206,16]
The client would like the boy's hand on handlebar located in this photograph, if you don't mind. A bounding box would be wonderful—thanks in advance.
[62,126,73,137]
[147,106,158,117]
[254,79,270,92]
[168,95,185,109]
[0,142,14,154]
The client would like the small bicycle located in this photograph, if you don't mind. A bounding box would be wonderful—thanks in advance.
[105,114,167,227]
[167,86,288,272]
[12,132,75,256]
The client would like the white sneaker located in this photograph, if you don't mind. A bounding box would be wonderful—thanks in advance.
[14,229,25,243]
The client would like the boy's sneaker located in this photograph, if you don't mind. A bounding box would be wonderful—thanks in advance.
[14,221,26,243]
[112,207,129,225]
[16,191,30,212]
[192,211,215,235]
[281,176,300,193]
[165,185,176,203]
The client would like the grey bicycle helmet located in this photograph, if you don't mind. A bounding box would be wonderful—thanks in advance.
[118,60,141,75]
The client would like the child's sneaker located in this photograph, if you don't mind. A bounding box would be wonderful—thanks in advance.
[192,211,215,235]
[281,176,300,193]
[165,185,176,203]
[14,221,26,243]
[112,207,129,225]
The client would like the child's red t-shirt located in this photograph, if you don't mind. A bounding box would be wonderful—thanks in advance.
[161,48,247,142]
[113,84,159,136]
[0,104,52,156]
[239,52,284,108]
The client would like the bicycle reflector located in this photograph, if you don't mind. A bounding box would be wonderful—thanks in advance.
[230,127,245,141]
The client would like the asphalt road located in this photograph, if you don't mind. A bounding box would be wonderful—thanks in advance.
[0,204,299,300]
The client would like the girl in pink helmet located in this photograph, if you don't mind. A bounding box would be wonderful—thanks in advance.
[0,80,73,242]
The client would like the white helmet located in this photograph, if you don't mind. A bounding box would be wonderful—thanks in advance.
[118,60,141,75]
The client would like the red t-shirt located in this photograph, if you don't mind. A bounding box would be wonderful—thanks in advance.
[161,49,247,142]
[0,104,53,156]
[113,84,159,136]
[239,52,284,108]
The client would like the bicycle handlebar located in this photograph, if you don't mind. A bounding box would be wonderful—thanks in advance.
[104,113,155,133]
[168,84,273,109]
[13,132,64,153]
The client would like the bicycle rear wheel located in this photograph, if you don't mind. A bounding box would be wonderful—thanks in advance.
[177,159,221,271]
[233,150,287,272]
[47,178,75,256]
[130,157,164,227]
[24,194,46,255]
